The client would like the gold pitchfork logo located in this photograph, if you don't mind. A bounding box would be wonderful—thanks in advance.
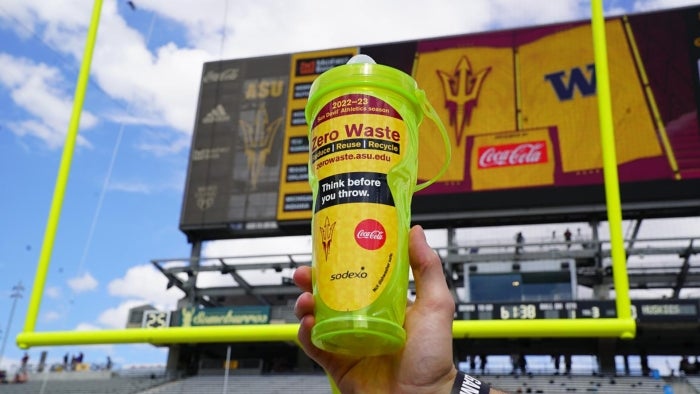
[239,102,283,190]
[181,307,195,327]
[320,216,336,261]
[437,56,491,146]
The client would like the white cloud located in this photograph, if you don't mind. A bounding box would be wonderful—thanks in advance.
[67,272,98,293]
[487,0,589,29]
[195,270,237,288]
[0,1,206,152]
[109,0,594,155]
[88,3,210,135]
[2,0,589,153]
[203,235,312,258]
[0,53,97,149]
[40,2,96,58]
[75,322,101,331]
[135,135,191,157]
[107,181,152,194]
[96,299,149,329]
[45,285,61,299]
[43,310,62,322]
[136,0,589,59]
[0,0,95,57]
[633,0,700,12]
[200,236,313,286]
[107,264,182,309]
[213,1,468,56]
[0,0,650,154]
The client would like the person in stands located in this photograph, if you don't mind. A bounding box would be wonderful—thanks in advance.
[294,225,505,393]
[564,228,572,249]
[515,232,525,254]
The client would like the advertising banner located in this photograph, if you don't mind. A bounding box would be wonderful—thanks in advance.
[180,55,289,237]
[179,306,271,327]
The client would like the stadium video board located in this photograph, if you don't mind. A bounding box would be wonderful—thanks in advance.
[180,6,700,241]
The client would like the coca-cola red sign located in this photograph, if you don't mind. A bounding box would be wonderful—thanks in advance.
[477,141,548,168]
[354,219,386,250]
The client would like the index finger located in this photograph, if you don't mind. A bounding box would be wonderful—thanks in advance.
[293,265,312,293]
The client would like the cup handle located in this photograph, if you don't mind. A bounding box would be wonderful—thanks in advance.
[414,89,452,192]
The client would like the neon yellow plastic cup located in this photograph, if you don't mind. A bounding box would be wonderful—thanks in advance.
[305,54,451,356]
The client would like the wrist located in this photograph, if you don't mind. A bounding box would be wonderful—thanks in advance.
[395,366,458,394]
[451,370,490,394]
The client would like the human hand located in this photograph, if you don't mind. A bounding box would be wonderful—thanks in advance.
[293,225,458,393]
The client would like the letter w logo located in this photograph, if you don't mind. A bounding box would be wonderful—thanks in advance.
[544,64,596,101]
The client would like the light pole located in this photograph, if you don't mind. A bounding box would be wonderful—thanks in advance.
[0,282,25,368]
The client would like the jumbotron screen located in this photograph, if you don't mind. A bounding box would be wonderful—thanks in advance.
[180,6,700,241]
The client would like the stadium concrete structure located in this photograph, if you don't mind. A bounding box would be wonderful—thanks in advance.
[142,227,700,378]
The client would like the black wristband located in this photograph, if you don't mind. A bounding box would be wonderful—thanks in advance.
[451,371,490,394]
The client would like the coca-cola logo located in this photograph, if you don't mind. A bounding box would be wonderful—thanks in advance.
[354,219,386,250]
[477,141,548,168]
[202,68,239,83]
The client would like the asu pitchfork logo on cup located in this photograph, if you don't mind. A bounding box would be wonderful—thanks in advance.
[319,216,336,260]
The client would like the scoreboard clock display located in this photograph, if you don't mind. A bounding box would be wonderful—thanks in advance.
[457,299,699,322]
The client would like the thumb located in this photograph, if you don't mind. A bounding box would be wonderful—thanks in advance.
[408,225,454,312]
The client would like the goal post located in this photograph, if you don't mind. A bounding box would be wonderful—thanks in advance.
[17,0,635,350]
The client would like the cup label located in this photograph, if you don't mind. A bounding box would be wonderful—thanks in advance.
[310,94,405,311]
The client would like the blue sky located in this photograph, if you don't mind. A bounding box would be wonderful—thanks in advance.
[1,0,699,373]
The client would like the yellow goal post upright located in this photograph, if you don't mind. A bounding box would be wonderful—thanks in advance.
[451,0,636,340]
[17,0,634,350]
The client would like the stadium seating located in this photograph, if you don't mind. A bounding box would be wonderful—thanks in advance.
[3,372,695,393]
[686,376,700,392]
[0,376,170,394]
[480,373,671,393]
[141,374,333,394]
